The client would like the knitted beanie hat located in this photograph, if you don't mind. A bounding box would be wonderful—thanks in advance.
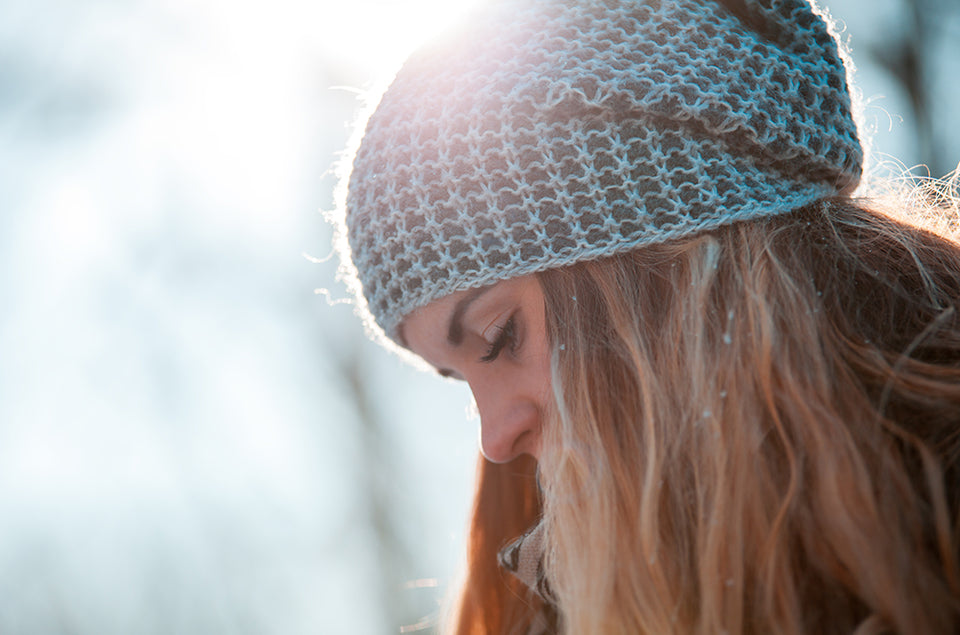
[343,0,863,342]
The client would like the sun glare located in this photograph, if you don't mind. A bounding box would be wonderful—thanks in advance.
[322,0,484,75]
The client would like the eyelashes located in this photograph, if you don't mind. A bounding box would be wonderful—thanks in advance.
[480,313,518,362]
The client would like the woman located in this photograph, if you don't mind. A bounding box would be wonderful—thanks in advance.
[337,0,960,632]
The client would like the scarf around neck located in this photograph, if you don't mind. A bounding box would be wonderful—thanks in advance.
[498,520,559,634]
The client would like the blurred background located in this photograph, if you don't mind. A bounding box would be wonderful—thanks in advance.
[0,0,957,633]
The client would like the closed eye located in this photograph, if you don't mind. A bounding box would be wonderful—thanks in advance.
[480,314,517,362]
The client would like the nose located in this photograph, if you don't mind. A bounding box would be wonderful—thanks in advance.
[468,377,542,463]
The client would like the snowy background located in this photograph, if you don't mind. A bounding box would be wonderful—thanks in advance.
[0,0,957,633]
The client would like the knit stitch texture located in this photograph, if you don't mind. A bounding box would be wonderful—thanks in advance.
[344,0,863,341]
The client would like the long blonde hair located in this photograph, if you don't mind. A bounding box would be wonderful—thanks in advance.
[451,197,960,634]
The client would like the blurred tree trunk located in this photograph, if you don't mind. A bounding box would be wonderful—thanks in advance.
[871,0,959,177]
[340,343,428,633]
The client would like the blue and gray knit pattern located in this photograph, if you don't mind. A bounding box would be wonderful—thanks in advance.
[344,0,863,341]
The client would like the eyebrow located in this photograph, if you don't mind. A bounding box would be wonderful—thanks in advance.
[447,286,491,346]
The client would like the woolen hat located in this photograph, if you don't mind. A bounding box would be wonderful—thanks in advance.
[342,0,863,342]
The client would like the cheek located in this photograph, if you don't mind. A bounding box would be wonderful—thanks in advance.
[519,343,553,416]
[530,319,553,391]
[530,338,551,379]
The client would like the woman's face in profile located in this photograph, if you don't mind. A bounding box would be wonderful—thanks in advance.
[401,275,552,463]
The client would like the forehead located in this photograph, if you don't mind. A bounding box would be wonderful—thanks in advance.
[399,288,471,370]
[403,291,461,335]
[401,284,478,344]
[401,276,538,340]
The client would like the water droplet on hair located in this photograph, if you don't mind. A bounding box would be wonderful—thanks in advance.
[559,344,566,351]
[723,333,732,345]
[719,390,727,398]
[702,409,711,418]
